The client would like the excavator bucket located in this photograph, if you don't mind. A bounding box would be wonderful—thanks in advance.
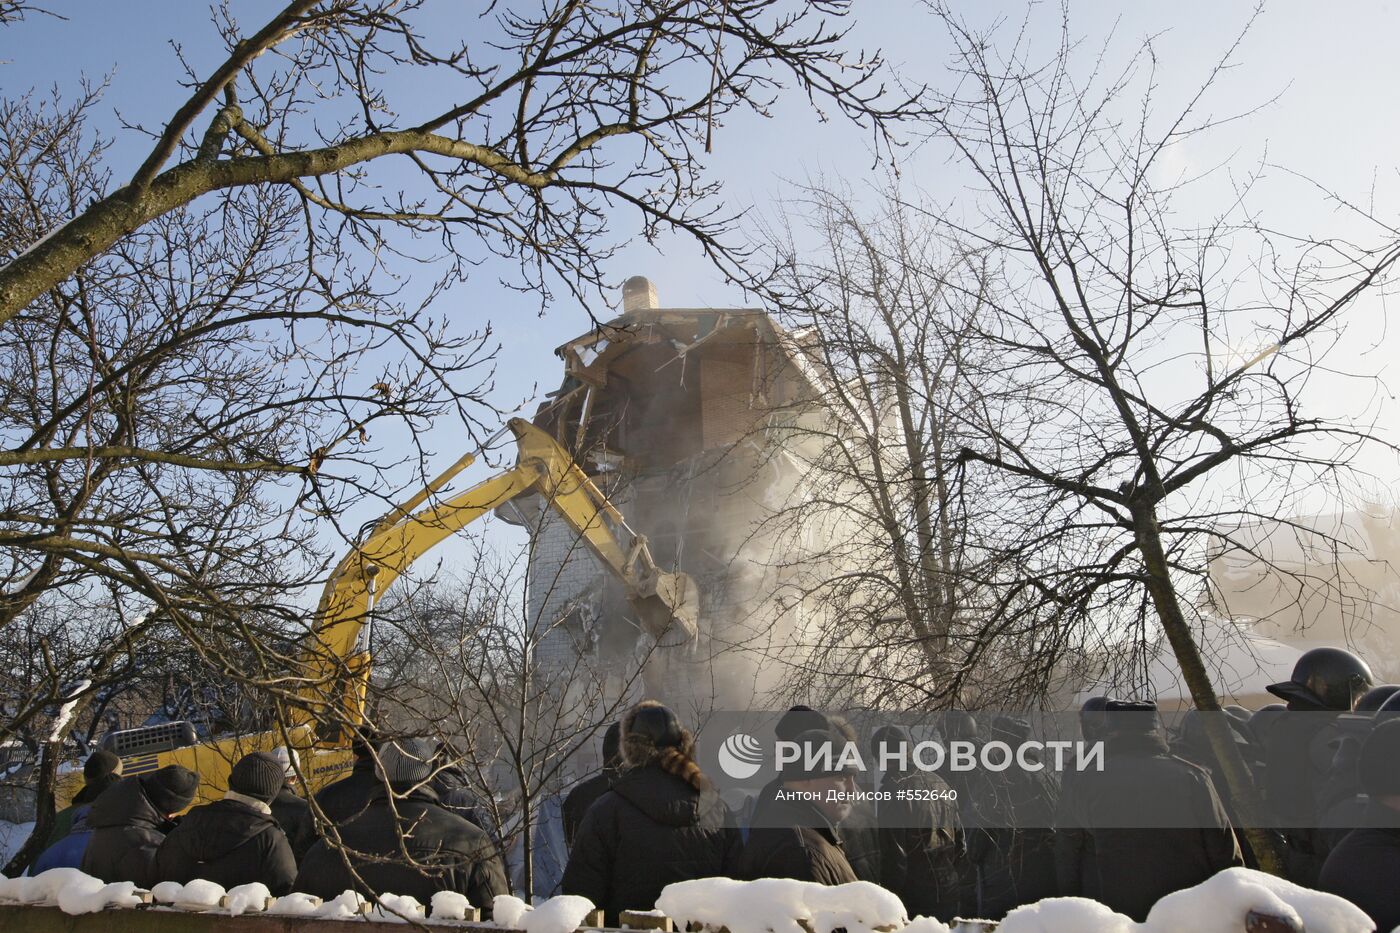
[629,569,700,647]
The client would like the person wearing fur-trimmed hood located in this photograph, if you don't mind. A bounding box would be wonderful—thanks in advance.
[561,701,738,923]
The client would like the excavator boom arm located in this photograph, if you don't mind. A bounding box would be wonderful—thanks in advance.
[296,418,697,731]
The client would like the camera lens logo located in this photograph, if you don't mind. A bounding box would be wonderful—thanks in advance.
[718,733,764,780]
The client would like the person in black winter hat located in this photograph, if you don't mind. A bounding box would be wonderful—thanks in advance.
[563,722,622,849]
[562,702,736,924]
[1319,719,1400,932]
[81,765,199,887]
[740,728,860,886]
[743,706,834,840]
[314,724,382,824]
[45,751,124,849]
[154,752,297,894]
[268,747,317,861]
[1054,700,1242,922]
[869,725,963,921]
[295,737,508,912]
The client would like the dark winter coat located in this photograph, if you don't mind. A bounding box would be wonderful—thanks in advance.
[1318,804,1400,933]
[739,793,859,886]
[1055,730,1244,922]
[562,764,737,922]
[153,796,297,894]
[991,751,1059,908]
[313,757,381,825]
[271,787,317,861]
[876,768,963,921]
[431,767,498,838]
[562,773,613,849]
[32,807,94,874]
[80,776,176,887]
[294,785,508,911]
[1263,710,1344,885]
[836,800,882,883]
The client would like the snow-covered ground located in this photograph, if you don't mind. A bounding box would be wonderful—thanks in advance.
[0,821,33,866]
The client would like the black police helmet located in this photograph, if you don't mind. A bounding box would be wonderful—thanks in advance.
[1357,685,1400,714]
[1265,647,1374,711]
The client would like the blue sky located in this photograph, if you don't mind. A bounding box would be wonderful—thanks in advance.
[3,1,1397,572]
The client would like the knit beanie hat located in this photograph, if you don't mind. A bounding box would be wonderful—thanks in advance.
[775,706,831,743]
[270,746,299,780]
[229,752,285,803]
[84,750,122,781]
[141,765,199,815]
[1359,718,1400,798]
[376,737,437,787]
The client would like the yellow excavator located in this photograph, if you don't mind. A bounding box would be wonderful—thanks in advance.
[57,418,697,806]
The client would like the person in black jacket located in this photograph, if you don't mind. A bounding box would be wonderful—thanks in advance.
[741,728,860,886]
[562,721,622,849]
[154,752,297,894]
[1319,718,1400,932]
[294,737,508,912]
[268,747,317,861]
[562,702,736,923]
[314,728,382,825]
[81,765,199,887]
[870,725,963,922]
[1263,646,1373,885]
[989,716,1058,909]
[1056,701,1243,922]
[46,750,123,848]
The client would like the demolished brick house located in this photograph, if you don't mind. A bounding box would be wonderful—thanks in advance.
[499,277,846,715]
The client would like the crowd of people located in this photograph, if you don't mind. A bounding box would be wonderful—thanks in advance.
[29,735,509,913]
[22,645,1400,929]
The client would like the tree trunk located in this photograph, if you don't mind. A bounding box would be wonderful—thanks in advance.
[3,739,60,876]
[1133,504,1285,876]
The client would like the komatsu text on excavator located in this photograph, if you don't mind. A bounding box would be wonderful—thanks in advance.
[59,418,698,806]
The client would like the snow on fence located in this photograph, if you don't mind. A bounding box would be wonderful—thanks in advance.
[0,869,1378,933]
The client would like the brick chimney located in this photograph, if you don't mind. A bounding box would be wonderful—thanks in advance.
[622,275,659,314]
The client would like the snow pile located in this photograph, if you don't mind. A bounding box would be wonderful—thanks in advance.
[151,878,226,910]
[521,895,597,933]
[150,881,183,904]
[1142,867,1371,933]
[659,878,811,933]
[659,878,914,933]
[489,893,595,933]
[0,869,141,914]
[55,876,143,915]
[316,889,369,919]
[266,891,322,916]
[998,898,1137,933]
[903,919,951,933]
[371,892,426,923]
[430,890,473,921]
[223,882,272,916]
[494,893,533,928]
[11,867,89,905]
[804,881,908,933]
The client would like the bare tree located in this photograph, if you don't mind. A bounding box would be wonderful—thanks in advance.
[754,180,1095,711]
[0,0,930,326]
[912,5,1400,872]
[338,516,658,897]
[0,85,497,867]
